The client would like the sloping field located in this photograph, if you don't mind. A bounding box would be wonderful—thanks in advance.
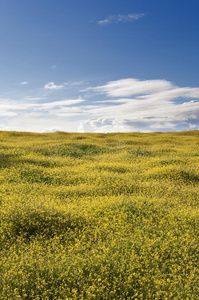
[0,131,198,299]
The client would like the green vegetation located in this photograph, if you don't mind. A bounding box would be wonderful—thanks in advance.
[0,130,198,299]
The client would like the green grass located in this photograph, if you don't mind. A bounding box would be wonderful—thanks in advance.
[0,130,198,299]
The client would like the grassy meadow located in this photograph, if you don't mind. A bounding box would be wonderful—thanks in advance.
[0,130,198,299]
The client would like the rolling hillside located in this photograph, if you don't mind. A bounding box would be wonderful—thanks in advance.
[0,131,198,299]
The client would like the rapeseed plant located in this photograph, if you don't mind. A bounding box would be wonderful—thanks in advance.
[0,131,198,299]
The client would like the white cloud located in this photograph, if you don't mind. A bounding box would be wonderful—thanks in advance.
[0,97,86,119]
[78,78,199,133]
[35,98,85,110]
[78,118,125,133]
[25,97,45,101]
[98,13,146,26]
[0,99,19,116]
[90,78,174,97]
[2,78,199,133]
[0,124,9,131]
[20,81,29,85]
[41,126,62,133]
[64,80,87,86]
[44,82,64,90]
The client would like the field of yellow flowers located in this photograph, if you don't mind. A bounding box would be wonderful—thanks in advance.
[0,130,198,299]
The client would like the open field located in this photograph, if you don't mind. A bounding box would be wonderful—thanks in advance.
[0,130,198,299]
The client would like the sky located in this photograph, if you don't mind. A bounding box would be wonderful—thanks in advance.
[1,0,199,133]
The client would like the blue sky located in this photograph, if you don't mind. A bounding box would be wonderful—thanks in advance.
[1,0,199,132]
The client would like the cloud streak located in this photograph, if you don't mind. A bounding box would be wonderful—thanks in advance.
[98,13,146,26]
[44,82,64,90]
[90,78,175,97]
[0,97,85,118]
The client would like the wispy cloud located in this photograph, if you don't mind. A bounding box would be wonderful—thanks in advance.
[0,97,85,118]
[78,78,199,133]
[36,98,85,109]
[44,81,86,90]
[64,80,88,86]
[20,81,29,85]
[44,82,64,90]
[25,97,45,101]
[89,78,174,97]
[98,13,146,26]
